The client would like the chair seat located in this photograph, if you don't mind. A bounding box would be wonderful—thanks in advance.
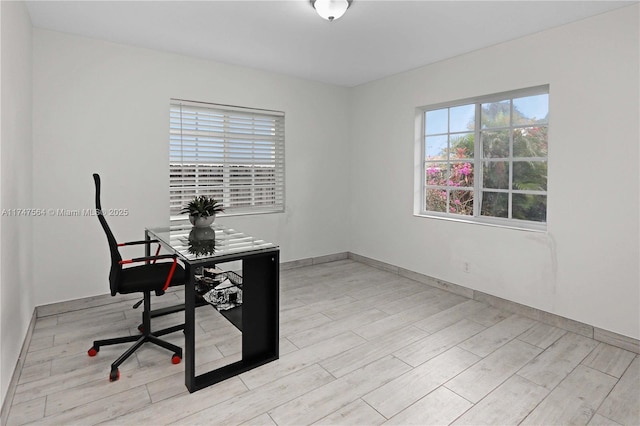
[119,262,186,294]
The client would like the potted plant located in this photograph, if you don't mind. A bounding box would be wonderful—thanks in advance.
[181,195,224,228]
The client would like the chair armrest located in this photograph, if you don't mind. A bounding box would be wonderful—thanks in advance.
[117,239,159,247]
[119,254,176,264]
[118,240,163,263]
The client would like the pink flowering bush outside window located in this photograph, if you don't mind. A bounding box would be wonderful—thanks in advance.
[425,145,474,215]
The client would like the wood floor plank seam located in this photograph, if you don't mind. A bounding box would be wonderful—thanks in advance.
[516,348,604,426]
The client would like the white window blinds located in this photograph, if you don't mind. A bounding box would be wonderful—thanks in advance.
[170,99,285,217]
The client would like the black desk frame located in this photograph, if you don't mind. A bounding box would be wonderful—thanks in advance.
[145,229,279,393]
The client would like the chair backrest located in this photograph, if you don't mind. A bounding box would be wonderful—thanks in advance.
[93,174,122,296]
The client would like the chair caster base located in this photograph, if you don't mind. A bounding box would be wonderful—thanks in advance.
[172,354,181,364]
[88,347,99,357]
[109,368,120,382]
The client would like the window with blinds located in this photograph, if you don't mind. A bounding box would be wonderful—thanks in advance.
[170,100,285,217]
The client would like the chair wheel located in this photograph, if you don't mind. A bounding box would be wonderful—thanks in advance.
[171,354,181,364]
[137,324,144,333]
[109,368,120,382]
[88,347,98,357]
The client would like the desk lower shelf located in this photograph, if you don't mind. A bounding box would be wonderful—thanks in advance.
[151,300,242,332]
[218,306,242,331]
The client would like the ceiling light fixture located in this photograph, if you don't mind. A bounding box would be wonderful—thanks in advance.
[312,0,351,21]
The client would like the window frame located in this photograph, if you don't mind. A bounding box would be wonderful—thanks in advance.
[170,99,285,220]
[414,85,549,231]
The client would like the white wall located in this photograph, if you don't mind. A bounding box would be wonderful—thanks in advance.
[32,29,351,306]
[1,0,33,406]
[349,5,639,339]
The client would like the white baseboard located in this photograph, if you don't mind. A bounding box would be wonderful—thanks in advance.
[1,309,37,425]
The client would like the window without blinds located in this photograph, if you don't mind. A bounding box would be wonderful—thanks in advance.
[170,100,285,217]
[416,85,548,231]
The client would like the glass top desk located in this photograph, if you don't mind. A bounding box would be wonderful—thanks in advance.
[145,223,279,393]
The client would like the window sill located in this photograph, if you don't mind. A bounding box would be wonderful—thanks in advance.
[413,213,547,233]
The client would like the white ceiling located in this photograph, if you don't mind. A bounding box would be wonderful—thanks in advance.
[25,0,635,87]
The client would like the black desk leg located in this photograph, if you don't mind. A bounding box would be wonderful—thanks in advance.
[242,251,280,362]
[185,264,196,392]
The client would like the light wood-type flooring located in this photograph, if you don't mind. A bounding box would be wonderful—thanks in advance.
[5,259,640,425]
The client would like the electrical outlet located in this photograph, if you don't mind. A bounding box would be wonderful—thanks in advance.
[463,262,470,273]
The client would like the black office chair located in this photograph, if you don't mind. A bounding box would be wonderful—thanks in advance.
[88,173,185,382]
